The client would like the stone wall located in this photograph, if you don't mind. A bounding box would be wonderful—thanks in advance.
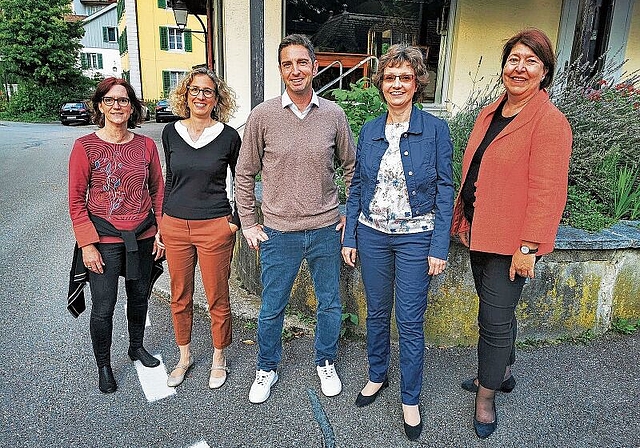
[233,202,640,346]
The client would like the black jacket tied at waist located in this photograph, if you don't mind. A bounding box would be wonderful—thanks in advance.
[66,211,164,318]
[90,211,156,280]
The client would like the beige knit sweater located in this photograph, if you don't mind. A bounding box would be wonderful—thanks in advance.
[235,96,356,231]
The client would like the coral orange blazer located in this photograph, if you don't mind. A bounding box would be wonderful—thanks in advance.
[451,89,572,256]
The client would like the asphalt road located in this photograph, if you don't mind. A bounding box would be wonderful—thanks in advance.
[0,120,638,448]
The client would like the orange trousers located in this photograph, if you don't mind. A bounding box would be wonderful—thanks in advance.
[160,214,235,348]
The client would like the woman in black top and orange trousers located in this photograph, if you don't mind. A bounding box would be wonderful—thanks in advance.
[160,67,241,390]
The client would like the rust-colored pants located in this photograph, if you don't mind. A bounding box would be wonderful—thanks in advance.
[160,214,235,348]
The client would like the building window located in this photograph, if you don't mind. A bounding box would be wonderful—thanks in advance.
[285,0,454,105]
[168,28,183,50]
[159,26,192,52]
[162,70,187,97]
[81,53,104,70]
[103,26,118,43]
[158,0,176,9]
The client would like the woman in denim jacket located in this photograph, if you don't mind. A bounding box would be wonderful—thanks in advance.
[342,44,454,441]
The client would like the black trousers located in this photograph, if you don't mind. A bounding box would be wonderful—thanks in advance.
[87,238,154,367]
[470,251,527,390]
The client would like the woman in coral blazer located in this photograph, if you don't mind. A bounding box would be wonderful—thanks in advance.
[450,28,572,439]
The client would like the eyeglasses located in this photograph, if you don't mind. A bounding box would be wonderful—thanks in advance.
[383,74,415,84]
[505,56,542,68]
[102,97,130,107]
[186,85,215,98]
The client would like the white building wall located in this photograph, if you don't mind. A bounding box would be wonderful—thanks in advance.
[124,0,143,99]
[81,48,122,79]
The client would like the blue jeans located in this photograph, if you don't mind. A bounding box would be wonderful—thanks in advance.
[357,224,432,405]
[257,223,342,371]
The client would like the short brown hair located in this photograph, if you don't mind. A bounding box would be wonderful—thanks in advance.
[502,28,556,89]
[169,66,237,123]
[373,44,429,104]
[91,77,143,128]
[278,34,316,64]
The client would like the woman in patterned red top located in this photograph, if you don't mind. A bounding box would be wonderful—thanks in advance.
[68,78,165,394]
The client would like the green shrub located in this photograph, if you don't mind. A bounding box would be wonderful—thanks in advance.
[330,78,386,141]
[563,185,615,232]
[4,76,97,122]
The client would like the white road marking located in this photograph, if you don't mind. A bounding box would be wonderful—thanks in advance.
[188,442,211,448]
[133,355,177,402]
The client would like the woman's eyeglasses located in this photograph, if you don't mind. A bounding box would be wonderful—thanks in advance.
[186,86,215,98]
[382,74,415,84]
[102,97,130,107]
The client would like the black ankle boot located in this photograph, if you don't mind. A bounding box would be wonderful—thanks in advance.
[98,366,117,393]
[128,347,160,368]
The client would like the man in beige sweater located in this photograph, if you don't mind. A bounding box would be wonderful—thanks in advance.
[235,34,356,404]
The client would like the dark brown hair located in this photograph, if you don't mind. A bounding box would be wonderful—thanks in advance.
[502,28,556,90]
[278,34,316,64]
[91,77,143,128]
[373,44,429,103]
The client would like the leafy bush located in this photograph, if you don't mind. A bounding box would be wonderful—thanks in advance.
[330,78,386,141]
[552,60,640,225]
[2,76,97,122]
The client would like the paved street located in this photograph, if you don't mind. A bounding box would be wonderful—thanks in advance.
[0,120,639,448]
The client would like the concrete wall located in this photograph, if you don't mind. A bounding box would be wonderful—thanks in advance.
[232,209,640,346]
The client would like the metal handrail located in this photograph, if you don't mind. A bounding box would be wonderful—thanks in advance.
[316,55,378,95]
[315,60,344,90]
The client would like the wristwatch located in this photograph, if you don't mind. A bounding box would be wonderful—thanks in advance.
[520,245,538,255]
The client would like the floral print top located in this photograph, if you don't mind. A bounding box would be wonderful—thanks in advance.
[358,122,435,234]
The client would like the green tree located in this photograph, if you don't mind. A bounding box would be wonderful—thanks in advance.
[0,0,84,86]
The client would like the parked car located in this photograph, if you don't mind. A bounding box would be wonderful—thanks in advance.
[60,101,91,125]
[155,99,180,123]
[141,104,150,121]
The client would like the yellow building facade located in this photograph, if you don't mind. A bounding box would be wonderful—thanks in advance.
[118,0,207,101]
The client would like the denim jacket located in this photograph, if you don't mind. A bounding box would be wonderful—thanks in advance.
[343,106,454,260]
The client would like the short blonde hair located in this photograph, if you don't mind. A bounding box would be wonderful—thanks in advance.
[169,67,237,123]
[373,44,430,104]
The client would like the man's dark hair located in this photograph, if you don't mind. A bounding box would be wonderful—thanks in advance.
[278,34,316,64]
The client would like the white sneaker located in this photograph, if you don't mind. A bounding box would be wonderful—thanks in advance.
[248,369,278,404]
[317,360,342,397]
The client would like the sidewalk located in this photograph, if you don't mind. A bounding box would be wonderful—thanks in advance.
[152,270,640,447]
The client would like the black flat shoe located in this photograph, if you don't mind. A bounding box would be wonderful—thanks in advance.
[98,366,117,394]
[128,347,160,368]
[473,398,497,439]
[462,375,516,393]
[355,378,389,407]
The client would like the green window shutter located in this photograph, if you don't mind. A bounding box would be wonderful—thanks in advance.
[103,27,108,42]
[123,28,128,52]
[162,71,171,97]
[97,54,103,69]
[159,26,168,51]
[184,30,192,52]
[158,0,166,8]
[80,53,88,69]
[117,0,124,21]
